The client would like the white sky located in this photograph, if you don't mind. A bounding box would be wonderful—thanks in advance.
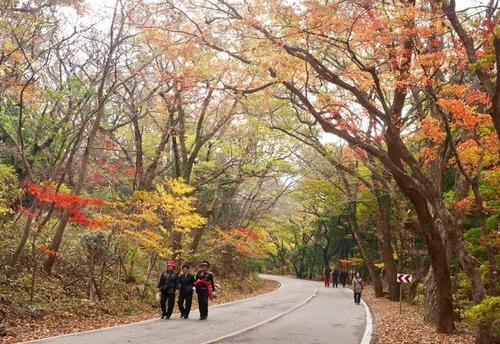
[81,0,491,18]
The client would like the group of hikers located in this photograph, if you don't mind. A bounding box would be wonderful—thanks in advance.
[157,259,215,320]
[323,266,364,305]
[157,259,364,322]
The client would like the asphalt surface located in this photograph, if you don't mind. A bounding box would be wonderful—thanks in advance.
[26,275,368,344]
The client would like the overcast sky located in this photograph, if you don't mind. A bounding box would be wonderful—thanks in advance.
[82,0,492,18]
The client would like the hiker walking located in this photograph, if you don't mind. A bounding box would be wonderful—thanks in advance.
[339,268,348,288]
[332,267,339,288]
[324,266,332,287]
[178,264,195,319]
[352,272,364,305]
[157,259,179,319]
[194,260,215,320]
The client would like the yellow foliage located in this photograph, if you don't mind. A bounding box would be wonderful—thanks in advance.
[103,178,206,256]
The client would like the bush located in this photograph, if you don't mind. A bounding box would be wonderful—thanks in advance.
[27,303,46,318]
[464,297,500,344]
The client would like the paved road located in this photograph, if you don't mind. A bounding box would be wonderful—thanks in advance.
[27,275,369,344]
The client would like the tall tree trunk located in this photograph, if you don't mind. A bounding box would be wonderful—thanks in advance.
[410,196,455,333]
[131,114,144,190]
[7,199,37,272]
[373,177,399,301]
[44,2,127,274]
[492,37,500,140]
[141,253,157,300]
[382,127,455,332]
[423,267,439,324]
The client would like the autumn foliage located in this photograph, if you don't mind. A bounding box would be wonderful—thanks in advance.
[0,0,498,342]
[23,181,104,228]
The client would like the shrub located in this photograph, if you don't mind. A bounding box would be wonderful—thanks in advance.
[464,297,500,344]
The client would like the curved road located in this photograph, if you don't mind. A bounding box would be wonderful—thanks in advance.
[27,275,370,344]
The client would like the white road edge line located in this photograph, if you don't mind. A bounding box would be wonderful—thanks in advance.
[360,298,373,344]
[23,275,284,344]
[345,287,373,344]
[200,286,319,344]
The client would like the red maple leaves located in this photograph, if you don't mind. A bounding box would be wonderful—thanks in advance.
[22,180,104,228]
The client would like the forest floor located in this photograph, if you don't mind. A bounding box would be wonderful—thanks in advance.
[0,275,279,344]
[362,286,475,344]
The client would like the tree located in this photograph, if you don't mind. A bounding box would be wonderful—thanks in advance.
[179,0,499,332]
[17,181,103,302]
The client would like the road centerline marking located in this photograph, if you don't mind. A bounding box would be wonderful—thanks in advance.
[200,286,319,344]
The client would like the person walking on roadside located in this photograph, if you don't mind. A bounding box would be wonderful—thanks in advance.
[194,260,215,320]
[178,264,195,319]
[157,259,179,319]
[324,266,332,287]
[332,267,339,288]
[352,272,364,305]
[339,268,348,288]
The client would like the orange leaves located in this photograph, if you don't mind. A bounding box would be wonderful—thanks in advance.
[418,147,439,166]
[419,116,445,144]
[437,84,490,132]
[237,227,259,241]
[440,84,468,97]
[465,89,489,105]
[38,247,60,257]
[437,98,478,129]
[453,134,499,172]
[216,227,262,257]
[415,116,445,165]
[434,83,498,175]
[416,51,445,70]
[343,145,367,161]
[454,197,473,212]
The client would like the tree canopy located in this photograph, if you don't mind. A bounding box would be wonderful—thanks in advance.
[0,0,498,341]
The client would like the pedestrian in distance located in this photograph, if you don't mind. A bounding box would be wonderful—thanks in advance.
[340,268,348,288]
[194,260,216,320]
[157,259,179,319]
[324,266,332,287]
[332,267,339,288]
[352,272,364,305]
[178,264,195,319]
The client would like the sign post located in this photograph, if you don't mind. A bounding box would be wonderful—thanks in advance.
[397,273,412,314]
[399,282,403,314]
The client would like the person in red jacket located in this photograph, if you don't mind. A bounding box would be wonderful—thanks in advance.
[157,259,179,319]
[194,260,215,320]
[324,266,332,287]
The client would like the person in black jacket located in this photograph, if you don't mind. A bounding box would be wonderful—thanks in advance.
[332,267,340,288]
[177,264,195,319]
[195,260,215,320]
[157,259,179,319]
[339,268,349,288]
[323,266,332,287]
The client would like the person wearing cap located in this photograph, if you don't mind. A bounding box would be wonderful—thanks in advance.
[177,264,195,319]
[157,259,179,319]
[194,260,215,320]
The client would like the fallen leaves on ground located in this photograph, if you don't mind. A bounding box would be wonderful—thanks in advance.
[362,287,475,344]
